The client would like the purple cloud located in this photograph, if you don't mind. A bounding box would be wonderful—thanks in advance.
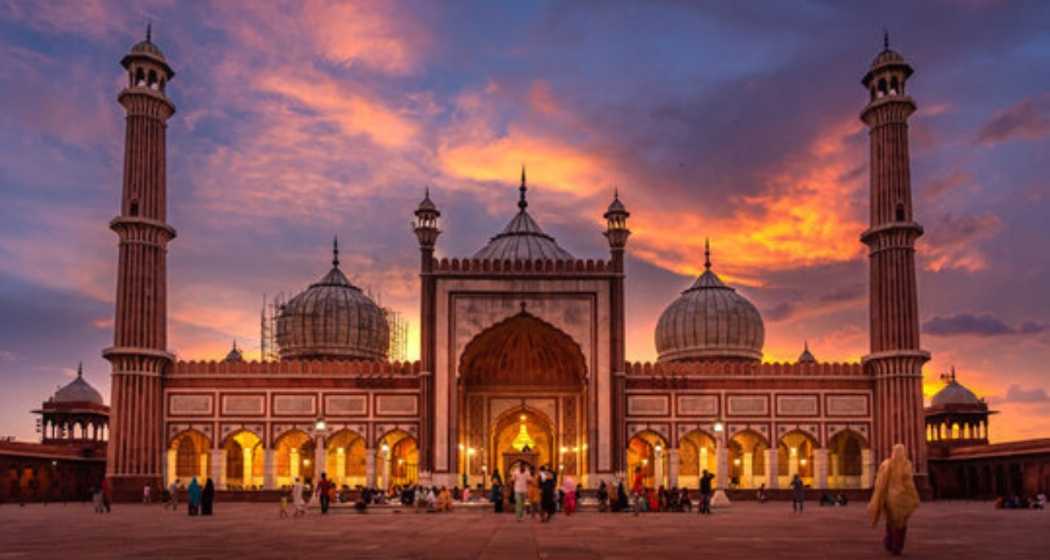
[977,94,1050,145]
[923,313,1047,337]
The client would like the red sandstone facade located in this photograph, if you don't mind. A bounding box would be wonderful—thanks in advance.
[101,34,942,497]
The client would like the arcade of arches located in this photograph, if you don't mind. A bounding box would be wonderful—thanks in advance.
[625,428,871,490]
[165,428,418,491]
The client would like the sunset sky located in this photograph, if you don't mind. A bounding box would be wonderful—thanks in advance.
[1,1,1048,443]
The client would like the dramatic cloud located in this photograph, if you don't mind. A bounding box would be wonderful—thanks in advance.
[919,212,1002,272]
[1004,384,1050,403]
[977,94,1050,145]
[1,1,1049,444]
[923,313,1047,337]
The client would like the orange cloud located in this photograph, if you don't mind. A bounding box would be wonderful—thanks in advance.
[627,118,868,285]
[256,71,419,149]
[302,0,428,76]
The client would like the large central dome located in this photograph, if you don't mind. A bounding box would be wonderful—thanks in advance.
[276,240,389,361]
[473,169,574,261]
[655,242,765,362]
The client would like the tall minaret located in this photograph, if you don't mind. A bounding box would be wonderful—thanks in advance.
[102,26,177,497]
[860,34,929,485]
[603,191,629,475]
[413,188,441,482]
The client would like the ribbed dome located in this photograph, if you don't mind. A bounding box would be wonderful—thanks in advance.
[655,243,764,362]
[276,241,389,361]
[130,39,167,60]
[473,168,574,262]
[931,380,981,407]
[53,364,104,405]
[871,48,904,67]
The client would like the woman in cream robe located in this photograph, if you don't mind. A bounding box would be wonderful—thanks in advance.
[868,443,920,556]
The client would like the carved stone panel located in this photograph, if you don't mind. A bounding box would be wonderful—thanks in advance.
[169,394,213,416]
[221,394,265,416]
[324,394,368,416]
[775,395,819,417]
[826,395,869,417]
[627,395,670,417]
[677,395,718,416]
[375,394,419,416]
[727,395,768,416]
[273,394,317,416]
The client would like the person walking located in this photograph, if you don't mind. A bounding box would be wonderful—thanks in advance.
[539,466,557,522]
[100,478,112,513]
[187,477,201,516]
[527,467,541,519]
[698,470,713,515]
[790,474,805,513]
[631,467,645,516]
[511,464,531,521]
[868,443,919,556]
[561,476,577,516]
[168,480,180,511]
[316,472,333,515]
[91,486,103,513]
[142,484,151,504]
[292,477,306,517]
[201,478,215,516]
[490,473,504,513]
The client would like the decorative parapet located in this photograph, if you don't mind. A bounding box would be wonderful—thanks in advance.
[624,360,864,377]
[429,257,614,275]
[170,359,422,376]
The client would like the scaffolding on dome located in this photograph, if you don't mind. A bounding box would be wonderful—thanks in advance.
[259,292,287,362]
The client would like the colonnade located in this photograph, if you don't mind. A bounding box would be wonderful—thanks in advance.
[164,430,416,491]
[632,432,874,490]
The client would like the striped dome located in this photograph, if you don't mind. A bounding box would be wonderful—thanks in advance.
[655,245,764,362]
[276,241,389,361]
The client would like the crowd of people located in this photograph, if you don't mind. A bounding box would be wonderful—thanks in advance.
[994,493,1047,510]
[71,443,1048,557]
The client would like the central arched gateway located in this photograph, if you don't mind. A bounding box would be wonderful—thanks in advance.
[457,311,588,485]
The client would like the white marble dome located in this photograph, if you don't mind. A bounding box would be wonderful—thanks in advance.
[655,248,764,362]
[53,365,104,405]
[930,379,981,407]
[276,241,389,361]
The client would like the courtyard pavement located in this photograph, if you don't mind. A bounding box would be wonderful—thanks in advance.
[0,501,1045,559]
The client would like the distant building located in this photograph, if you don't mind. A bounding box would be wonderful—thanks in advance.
[0,364,108,503]
[926,370,1050,499]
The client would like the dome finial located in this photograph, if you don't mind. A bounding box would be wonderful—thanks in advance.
[332,236,340,268]
[704,238,712,271]
[146,22,152,43]
[76,362,83,378]
[883,28,889,50]
[518,165,528,211]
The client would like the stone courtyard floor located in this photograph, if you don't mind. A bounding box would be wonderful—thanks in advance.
[0,501,1046,559]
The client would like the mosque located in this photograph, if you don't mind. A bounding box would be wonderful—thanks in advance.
[92,31,931,498]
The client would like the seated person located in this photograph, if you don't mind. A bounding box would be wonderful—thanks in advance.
[756,484,768,504]
[678,488,693,512]
[835,493,848,507]
[820,492,835,506]
[436,487,453,512]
